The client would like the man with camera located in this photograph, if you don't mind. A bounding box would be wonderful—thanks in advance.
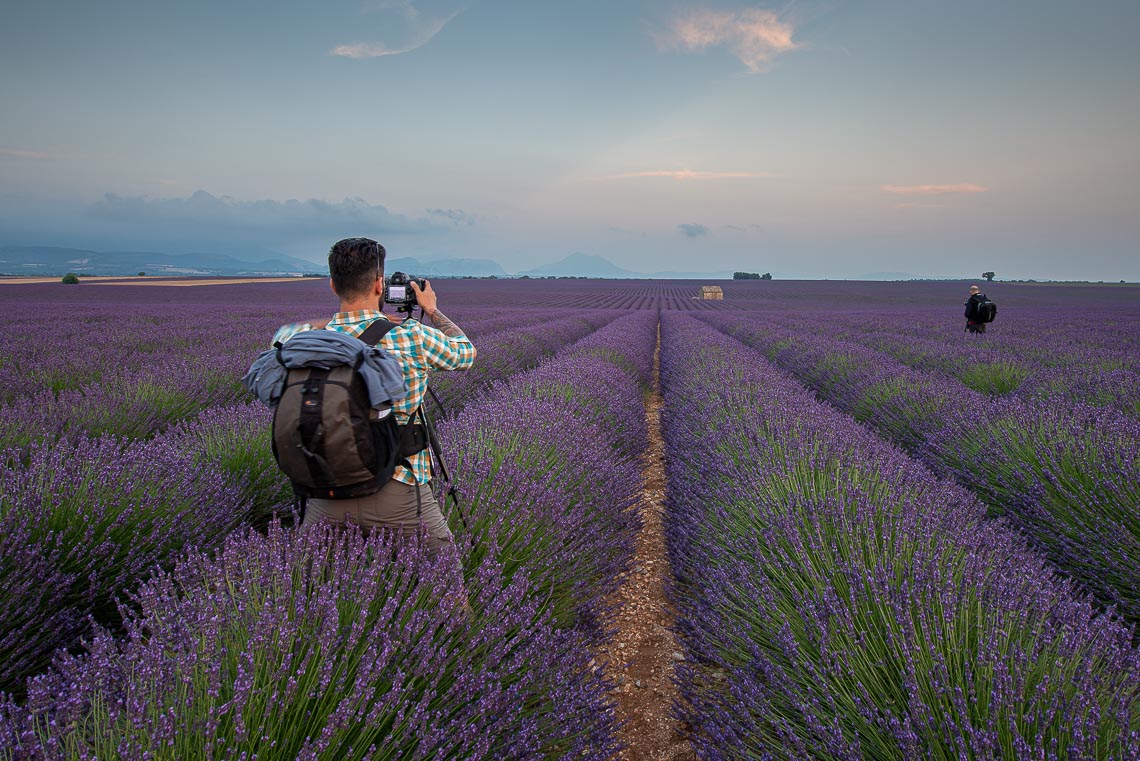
[964,284,992,334]
[271,237,476,558]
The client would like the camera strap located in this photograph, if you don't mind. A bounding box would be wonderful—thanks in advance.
[358,316,398,346]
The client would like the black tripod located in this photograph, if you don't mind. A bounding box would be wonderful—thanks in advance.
[419,385,472,542]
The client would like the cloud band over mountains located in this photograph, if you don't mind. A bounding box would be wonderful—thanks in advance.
[0,191,464,258]
[88,191,443,233]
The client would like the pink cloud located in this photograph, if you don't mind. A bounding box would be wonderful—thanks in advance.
[331,42,407,59]
[655,8,799,73]
[0,149,59,159]
[597,169,775,181]
[881,183,989,196]
[894,202,945,210]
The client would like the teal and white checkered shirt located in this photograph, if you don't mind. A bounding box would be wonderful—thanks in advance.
[272,310,475,484]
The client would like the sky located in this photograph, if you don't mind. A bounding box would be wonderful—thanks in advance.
[1,0,1138,279]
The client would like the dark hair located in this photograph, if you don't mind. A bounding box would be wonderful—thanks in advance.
[328,238,384,298]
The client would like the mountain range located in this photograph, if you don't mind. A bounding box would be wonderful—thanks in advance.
[0,246,735,279]
[518,253,733,279]
[387,256,508,278]
[0,246,325,277]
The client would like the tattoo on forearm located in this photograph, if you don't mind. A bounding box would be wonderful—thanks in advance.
[429,309,465,338]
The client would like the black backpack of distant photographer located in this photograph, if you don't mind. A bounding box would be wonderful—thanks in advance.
[270,320,424,503]
[971,293,997,323]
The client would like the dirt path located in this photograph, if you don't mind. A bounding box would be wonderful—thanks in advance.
[598,323,695,760]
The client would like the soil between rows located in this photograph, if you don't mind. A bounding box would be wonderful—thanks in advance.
[596,324,696,760]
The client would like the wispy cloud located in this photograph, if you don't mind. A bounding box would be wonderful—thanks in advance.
[331,4,461,59]
[894,202,945,210]
[331,43,404,59]
[427,207,477,226]
[653,8,800,73]
[596,169,775,181]
[0,149,60,159]
[366,0,420,15]
[606,226,645,236]
[881,183,989,196]
[678,223,708,238]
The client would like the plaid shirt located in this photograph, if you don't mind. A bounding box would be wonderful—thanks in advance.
[272,310,475,484]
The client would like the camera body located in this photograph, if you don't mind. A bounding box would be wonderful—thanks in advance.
[383,271,427,312]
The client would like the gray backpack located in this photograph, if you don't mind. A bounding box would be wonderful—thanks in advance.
[270,320,424,501]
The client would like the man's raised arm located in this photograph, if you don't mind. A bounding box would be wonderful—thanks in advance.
[410,281,469,340]
[410,280,476,369]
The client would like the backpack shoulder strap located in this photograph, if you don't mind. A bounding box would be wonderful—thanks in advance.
[358,317,398,346]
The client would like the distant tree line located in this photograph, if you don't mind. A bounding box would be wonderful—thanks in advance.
[733,272,772,280]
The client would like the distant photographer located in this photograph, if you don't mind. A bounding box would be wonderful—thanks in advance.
[259,237,475,559]
[964,284,997,334]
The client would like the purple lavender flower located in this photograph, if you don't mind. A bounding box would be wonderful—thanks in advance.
[660,313,1140,760]
[0,433,248,691]
[698,309,1140,622]
[1,522,618,760]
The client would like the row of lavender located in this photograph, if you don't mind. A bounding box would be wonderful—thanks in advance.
[696,311,1140,625]
[0,311,617,692]
[0,276,737,415]
[660,313,1140,759]
[1,311,658,758]
[769,309,1140,416]
[0,304,572,404]
[0,304,567,391]
[0,306,615,448]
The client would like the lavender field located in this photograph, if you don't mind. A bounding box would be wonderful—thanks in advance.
[1,277,1139,759]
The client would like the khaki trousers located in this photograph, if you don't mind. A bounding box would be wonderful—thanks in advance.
[304,478,456,555]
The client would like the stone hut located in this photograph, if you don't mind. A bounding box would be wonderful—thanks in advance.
[700,285,724,301]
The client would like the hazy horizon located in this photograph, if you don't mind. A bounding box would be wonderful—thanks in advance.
[2,0,1138,280]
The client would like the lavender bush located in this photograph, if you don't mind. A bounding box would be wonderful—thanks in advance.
[0,352,254,449]
[661,313,1140,759]
[701,310,1140,622]
[0,312,613,451]
[761,304,1140,416]
[2,277,1136,757]
[929,396,1140,615]
[0,299,656,756]
[430,314,612,415]
[0,517,81,693]
[0,307,623,684]
[0,522,617,760]
[161,402,290,527]
[0,435,249,692]
[441,311,656,632]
